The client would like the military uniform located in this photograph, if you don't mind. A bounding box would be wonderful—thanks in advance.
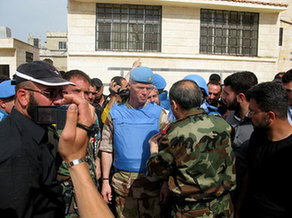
[100,100,169,218]
[147,108,236,217]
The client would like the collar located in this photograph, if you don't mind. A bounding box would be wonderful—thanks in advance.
[231,110,251,123]
[166,108,205,133]
[0,108,8,116]
[125,99,149,109]
[11,108,47,144]
[178,107,206,121]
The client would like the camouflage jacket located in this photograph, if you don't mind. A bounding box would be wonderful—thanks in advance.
[48,123,100,218]
[147,108,236,202]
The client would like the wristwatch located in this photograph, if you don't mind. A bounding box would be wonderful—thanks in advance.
[64,156,88,168]
[77,123,99,137]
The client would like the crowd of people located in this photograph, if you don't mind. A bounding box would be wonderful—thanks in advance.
[0,59,291,218]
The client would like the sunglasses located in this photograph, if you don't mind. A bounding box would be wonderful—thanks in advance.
[24,88,64,99]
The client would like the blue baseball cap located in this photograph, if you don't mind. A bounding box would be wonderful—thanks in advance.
[184,74,209,96]
[152,74,167,90]
[130,66,153,84]
[0,80,16,98]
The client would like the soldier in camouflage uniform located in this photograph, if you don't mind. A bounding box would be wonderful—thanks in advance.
[56,127,99,217]
[100,67,170,217]
[57,70,100,217]
[147,79,236,217]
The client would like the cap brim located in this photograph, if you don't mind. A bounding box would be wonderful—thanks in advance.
[16,71,75,87]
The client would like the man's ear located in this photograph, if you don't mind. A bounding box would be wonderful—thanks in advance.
[16,89,30,107]
[171,99,179,112]
[266,110,277,123]
[236,93,246,103]
[0,99,5,109]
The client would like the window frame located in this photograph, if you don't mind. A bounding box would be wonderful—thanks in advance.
[200,9,259,57]
[58,41,67,50]
[95,4,162,52]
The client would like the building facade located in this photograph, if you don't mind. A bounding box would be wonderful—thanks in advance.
[67,0,288,90]
[40,31,68,72]
[0,37,39,78]
[278,2,292,73]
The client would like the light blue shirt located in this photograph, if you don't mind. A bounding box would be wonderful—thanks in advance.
[0,108,8,122]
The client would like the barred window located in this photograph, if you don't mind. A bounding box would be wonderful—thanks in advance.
[59,41,67,50]
[26,52,33,63]
[200,9,259,56]
[96,4,161,52]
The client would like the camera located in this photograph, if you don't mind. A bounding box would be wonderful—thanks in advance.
[34,105,69,130]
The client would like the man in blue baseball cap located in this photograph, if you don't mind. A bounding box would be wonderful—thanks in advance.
[100,66,170,217]
[0,80,16,121]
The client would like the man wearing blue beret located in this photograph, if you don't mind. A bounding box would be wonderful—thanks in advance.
[0,80,16,121]
[152,73,171,111]
[100,66,170,217]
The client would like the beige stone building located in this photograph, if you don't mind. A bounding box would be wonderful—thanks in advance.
[40,32,68,72]
[278,2,292,73]
[67,0,288,90]
[0,37,39,78]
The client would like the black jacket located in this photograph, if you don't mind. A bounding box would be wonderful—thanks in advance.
[0,108,64,218]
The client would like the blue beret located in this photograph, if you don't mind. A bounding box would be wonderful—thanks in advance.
[184,74,209,96]
[152,74,166,90]
[0,80,16,98]
[130,67,153,84]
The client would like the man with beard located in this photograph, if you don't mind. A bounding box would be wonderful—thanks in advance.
[222,71,258,207]
[237,82,292,217]
[0,61,76,217]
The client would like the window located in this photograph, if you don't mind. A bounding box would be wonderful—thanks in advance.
[33,38,39,48]
[59,41,67,50]
[279,27,283,46]
[0,65,9,77]
[200,9,259,56]
[26,52,33,62]
[96,4,161,52]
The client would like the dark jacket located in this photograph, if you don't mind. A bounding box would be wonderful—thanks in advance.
[0,108,64,218]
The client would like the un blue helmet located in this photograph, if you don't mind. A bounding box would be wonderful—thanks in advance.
[183,74,209,97]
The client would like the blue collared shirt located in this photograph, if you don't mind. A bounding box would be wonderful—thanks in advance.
[0,108,8,122]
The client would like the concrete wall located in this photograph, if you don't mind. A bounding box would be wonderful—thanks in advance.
[0,38,39,78]
[278,2,292,72]
[67,0,286,91]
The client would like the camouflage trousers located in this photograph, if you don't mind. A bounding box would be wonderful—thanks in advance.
[112,170,161,218]
[115,194,161,218]
[172,193,234,218]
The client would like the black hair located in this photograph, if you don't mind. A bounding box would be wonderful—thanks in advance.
[224,71,258,95]
[169,80,202,110]
[282,69,292,84]
[246,82,288,119]
[111,76,125,86]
